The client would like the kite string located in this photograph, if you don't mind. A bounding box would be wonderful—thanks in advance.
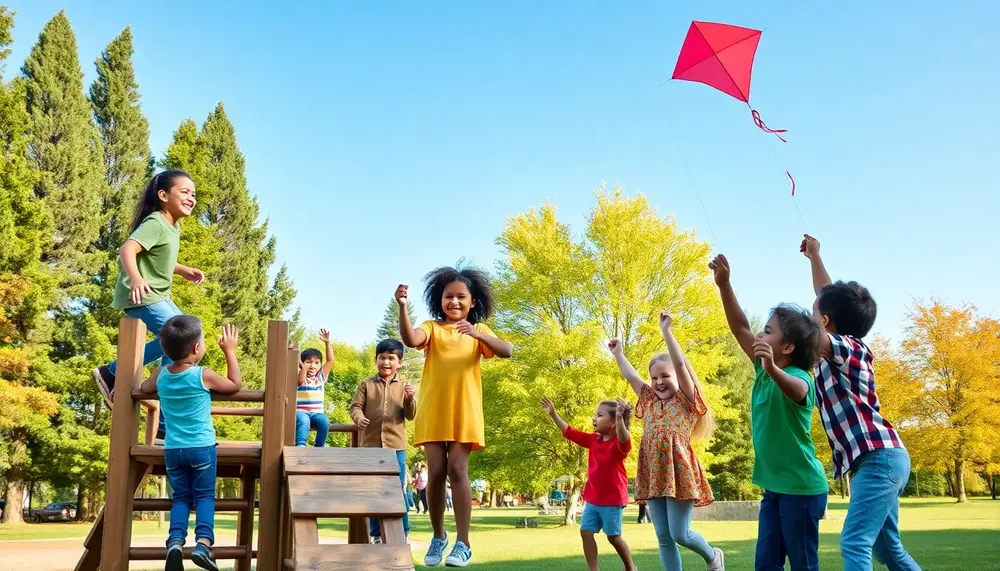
[762,131,808,232]
[663,106,719,245]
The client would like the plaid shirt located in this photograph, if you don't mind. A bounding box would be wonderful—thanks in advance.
[814,333,904,478]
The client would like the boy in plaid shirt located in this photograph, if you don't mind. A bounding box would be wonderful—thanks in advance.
[800,235,920,571]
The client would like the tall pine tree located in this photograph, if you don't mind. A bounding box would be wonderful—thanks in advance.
[376,297,423,381]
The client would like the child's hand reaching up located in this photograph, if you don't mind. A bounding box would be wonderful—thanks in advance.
[318,328,331,343]
[541,397,556,416]
[708,255,731,287]
[395,284,409,307]
[219,324,238,353]
[800,234,820,260]
[607,338,624,356]
[659,311,674,332]
[615,398,631,420]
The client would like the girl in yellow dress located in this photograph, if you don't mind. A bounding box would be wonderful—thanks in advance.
[396,266,511,568]
[608,310,725,571]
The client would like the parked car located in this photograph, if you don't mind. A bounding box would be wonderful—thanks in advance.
[32,502,77,522]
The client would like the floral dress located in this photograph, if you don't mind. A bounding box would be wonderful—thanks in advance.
[634,384,714,506]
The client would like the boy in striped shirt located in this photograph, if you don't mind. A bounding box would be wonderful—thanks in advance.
[801,235,920,571]
[296,329,335,447]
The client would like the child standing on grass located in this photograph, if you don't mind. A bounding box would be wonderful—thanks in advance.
[93,171,205,440]
[138,317,242,571]
[295,329,335,447]
[349,338,417,543]
[542,396,636,571]
[609,310,725,571]
[710,253,829,571]
[397,265,512,567]
[800,235,920,571]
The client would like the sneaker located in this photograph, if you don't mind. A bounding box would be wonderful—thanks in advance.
[190,543,218,571]
[424,533,449,567]
[707,547,725,571]
[444,541,472,567]
[165,542,184,571]
[371,536,382,544]
[93,366,115,407]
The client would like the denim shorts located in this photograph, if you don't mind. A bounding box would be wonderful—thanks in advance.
[580,504,624,536]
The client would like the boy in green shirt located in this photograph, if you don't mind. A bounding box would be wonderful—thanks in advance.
[710,254,828,571]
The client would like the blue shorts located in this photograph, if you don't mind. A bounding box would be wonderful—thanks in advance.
[580,504,623,536]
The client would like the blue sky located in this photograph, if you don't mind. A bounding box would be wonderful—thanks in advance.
[6,1,999,347]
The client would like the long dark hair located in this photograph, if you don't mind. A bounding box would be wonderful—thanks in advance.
[129,170,191,233]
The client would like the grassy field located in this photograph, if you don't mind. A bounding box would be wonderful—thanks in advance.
[1,497,997,569]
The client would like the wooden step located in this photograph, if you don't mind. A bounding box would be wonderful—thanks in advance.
[287,474,406,518]
[131,388,265,402]
[292,545,414,570]
[132,498,254,511]
[284,446,400,476]
[129,545,255,560]
[131,441,261,465]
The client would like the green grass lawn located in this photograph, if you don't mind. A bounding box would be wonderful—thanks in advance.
[1,497,997,570]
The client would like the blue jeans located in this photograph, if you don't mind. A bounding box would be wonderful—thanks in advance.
[841,448,920,571]
[370,450,411,537]
[164,445,217,546]
[295,411,330,447]
[646,497,716,570]
[755,490,827,570]
[107,300,183,376]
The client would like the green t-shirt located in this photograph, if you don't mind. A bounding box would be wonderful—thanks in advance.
[751,359,829,495]
[112,212,180,310]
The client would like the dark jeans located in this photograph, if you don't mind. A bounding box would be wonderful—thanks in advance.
[417,488,428,513]
[755,490,827,571]
[165,445,217,546]
[370,450,411,537]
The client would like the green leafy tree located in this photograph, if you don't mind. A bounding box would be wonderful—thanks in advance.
[705,329,758,500]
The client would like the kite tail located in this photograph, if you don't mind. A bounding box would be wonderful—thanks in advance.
[787,171,795,196]
[751,109,787,143]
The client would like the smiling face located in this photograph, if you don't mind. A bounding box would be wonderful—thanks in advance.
[376,352,401,379]
[441,280,474,323]
[158,176,196,219]
[648,357,679,400]
[301,356,321,377]
[592,403,617,435]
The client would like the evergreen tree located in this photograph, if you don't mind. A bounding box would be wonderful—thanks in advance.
[375,297,423,381]
[21,10,106,282]
[89,25,152,248]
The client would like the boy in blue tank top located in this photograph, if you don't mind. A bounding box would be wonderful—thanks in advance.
[139,315,243,571]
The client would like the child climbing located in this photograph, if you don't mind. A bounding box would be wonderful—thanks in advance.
[348,338,417,543]
[138,317,242,571]
[710,253,829,571]
[608,310,725,571]
[396,265,512,567]
[541,396,637,571]
[295,329,335,447]
[800,235,920,571]
[93,170,205,441]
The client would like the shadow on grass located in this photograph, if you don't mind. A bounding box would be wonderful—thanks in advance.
[421,529,1000,571]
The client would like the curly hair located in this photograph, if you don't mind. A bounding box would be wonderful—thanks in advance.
[423,264,495,324]
[770,303,822,371]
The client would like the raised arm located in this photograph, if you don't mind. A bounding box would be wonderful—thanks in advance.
[800,234,832,295]
[659,312,697,403]
[541,397,569,434]
[710,255,755,361]
[202,325,243,394]
[396,285,427,349]
[607,339,647,398]
[614,398,632,446]
[318,329,335,377]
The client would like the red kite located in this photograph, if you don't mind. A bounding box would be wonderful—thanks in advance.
[671,21,795,194]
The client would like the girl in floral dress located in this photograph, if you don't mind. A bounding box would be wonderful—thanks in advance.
[609,310,725,571]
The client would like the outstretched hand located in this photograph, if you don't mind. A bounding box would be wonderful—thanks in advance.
[614,397,630,419]
[607,338,624,356]
[708,255,731,287]
[395,284,409,307]
[318,328,331,343]
[659,311,674,331]
[540,397,556,416]
[219,324,239,352]
[800,234,820,260]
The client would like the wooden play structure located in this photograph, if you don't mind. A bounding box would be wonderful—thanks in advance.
[75,319,414,571]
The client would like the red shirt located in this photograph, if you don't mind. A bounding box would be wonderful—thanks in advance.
[563,426,632,507]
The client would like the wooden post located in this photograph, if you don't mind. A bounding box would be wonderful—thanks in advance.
[235,466,256,571]
[100,318,145,571]
[256,320,288,571]
[284,344,298,447]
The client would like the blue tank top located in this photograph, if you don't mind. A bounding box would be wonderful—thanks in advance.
[157,365,216,449]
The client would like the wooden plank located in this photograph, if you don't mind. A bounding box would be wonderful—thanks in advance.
[143,403,159,446]
[287,475,406,517]
[236,466,257,571]
[212,406,264,416]
[283,447,400,476]
[129,546,254,560]
[293,545,414,571]
[131,388,265,402]
[348,517,368,544]
[100,317,145,571]
[131,442,261,465]
[292,517,319,546]
[132,498,250,511]
[381,518,406,546]
[283,346,297,447]
[257,320,289,571]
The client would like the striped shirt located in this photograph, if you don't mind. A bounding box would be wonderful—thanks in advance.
[814,333,904,478]
[296,371,327,413]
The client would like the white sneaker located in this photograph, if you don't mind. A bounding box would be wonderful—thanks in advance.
[424,533,449,566]
[444,540,472,567]
[707,547,725,570]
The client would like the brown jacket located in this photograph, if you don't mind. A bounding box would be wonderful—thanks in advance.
[348,373,416,450]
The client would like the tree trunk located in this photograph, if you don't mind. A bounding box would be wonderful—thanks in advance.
[992,475,998,500]
[75,486,85,521]
[954,459,967,503]
[1,436,28,525]
[564,483,580,526]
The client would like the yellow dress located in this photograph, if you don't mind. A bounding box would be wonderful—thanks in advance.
[413,320,495,450]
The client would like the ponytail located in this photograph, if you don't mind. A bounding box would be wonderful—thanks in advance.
[129,170,191,233]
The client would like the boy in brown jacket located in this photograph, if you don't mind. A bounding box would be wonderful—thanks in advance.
[349,338,416,543]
